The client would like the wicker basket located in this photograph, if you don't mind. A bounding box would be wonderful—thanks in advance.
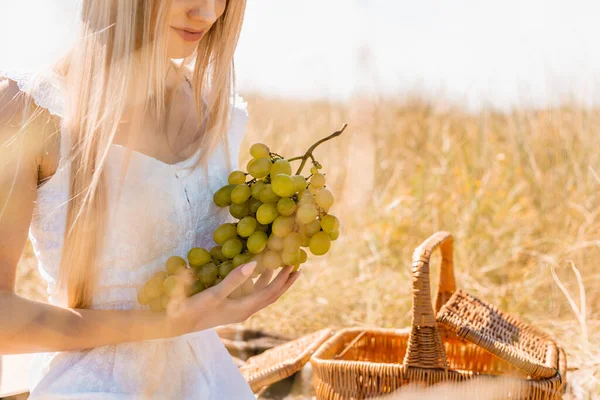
[240,328,335,392]
[310,231,566,399]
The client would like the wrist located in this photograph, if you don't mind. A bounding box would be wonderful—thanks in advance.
[163,301,198,338]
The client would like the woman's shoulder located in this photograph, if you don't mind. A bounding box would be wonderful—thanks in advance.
[230,92,249,137]
[0,74,60,124]
[0,76,30,125]
[0,75,61,171]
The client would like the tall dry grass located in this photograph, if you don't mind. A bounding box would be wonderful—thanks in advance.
[15,95,600,398]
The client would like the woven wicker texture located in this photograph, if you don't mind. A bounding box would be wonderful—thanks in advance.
[311,327,566,399]
[240,328,334,392]
[437,290,559,379]
[310,232,566,399]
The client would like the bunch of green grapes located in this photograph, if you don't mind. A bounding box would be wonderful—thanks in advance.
[210,142,339,279]
[137,245,256,312]
[138,133,344,310]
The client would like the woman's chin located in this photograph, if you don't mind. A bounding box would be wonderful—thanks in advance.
[167,38,198,60]
[167,47,197,60]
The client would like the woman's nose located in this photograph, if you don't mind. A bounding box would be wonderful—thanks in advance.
[187,1,218,25]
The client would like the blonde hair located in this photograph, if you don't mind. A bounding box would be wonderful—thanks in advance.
[52,0,246,308]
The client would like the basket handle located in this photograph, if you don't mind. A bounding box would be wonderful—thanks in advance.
[403,231,455,370]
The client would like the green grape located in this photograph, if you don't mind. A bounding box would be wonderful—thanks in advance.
[298,191,314,206]
[231,184,251,204]
[250,143,270,158]
[222,238,243,258]
[188,280,205,296]
[292,175,308,192]
[197,263,218,285]
[233,253,253,268]
[213,223,238,245]
[229,202,250,219]
[255,222,269,232]
[166,255,187,275]
[153,271,168,280]
[277,197,297,216]
[329,230,340,241]
[299,249,308,263]
[306,219,322,236]
[187,248,211,268]
[229,170,246,185]
[263,250,283,270]
[237,216,257,237]
[215,277,224,285]
[299,233,311,247]
[213,184,237,207]
[311,173,326,188]
[160,295,170,309]
[315,188,334,211]
[296,204,318,224]
[256,203,279,225]
[259,184,281,204]
[251,181,266,200]
[248,157,272,178]
[267,234,284,251]
[137,287,151,305]
[309,231,331,256]
[283,232,302,252]
[270,159,292,178]
[297,222,307,236]
[271,174,297,197]
[308,184,319,195]
[320,215,340,234]
[310,166,319,175]
[218,260,236,278]
[251,252,266,277]
[247,231,268,254]
[248,198,262,214]
[145,276,165,299]
[149,298,164,312]
[210,246,227,261]
[272,216,295,237]
[282,249,301,265]
[162,276,179,296]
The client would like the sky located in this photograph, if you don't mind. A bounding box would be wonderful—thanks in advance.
[2,0,600,110]
[236,0,600,110]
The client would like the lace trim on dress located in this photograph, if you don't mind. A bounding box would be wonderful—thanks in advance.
[0,68,66,118]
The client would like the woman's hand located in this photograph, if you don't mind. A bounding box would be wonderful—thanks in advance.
[165,262,300,337]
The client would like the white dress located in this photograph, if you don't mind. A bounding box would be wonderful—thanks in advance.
[5,70,256,399]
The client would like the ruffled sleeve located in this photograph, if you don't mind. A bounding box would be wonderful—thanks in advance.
[226,93,249,171]
[0,68,65,118]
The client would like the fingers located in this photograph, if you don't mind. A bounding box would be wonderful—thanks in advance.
[253,269,274,291]
[279,271,301,295]
[248,266,294,305]
[211,261,256,299]
[258,269,301,308]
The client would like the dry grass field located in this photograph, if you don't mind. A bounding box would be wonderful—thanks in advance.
[15,95,600,398]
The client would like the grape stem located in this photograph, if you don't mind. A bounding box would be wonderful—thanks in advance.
[288,124,348,175]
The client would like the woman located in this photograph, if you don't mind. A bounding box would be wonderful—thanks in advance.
[0,1,300,398]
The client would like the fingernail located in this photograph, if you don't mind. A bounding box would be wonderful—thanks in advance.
[241,261,257,276]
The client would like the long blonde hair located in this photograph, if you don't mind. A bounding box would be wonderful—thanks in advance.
[53,0,246,308]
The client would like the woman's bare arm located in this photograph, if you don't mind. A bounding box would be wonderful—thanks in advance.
[0,77,299,354]
[0,77,179,354]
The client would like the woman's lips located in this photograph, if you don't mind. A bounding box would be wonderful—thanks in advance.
[172,27,205,42]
